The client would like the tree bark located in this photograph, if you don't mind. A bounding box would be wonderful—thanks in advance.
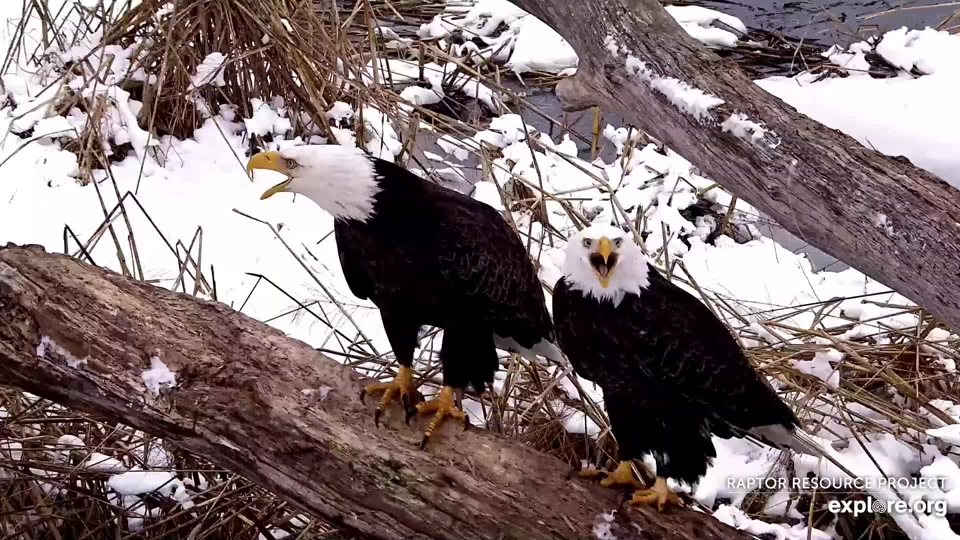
[509,0,960,332]
[0,245,750,540]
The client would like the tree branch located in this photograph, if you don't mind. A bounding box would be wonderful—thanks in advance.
[0,245,750,540]
[511,0,960,332]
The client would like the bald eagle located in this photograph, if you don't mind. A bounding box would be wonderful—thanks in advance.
[246,145,563,447]
[553,224,851,510]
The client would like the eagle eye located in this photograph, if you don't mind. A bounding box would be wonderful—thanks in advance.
[285,159,298,169]
[613,238,622,248]
[582,238,593,249]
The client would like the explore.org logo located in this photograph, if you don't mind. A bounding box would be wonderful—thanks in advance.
[827,497,947,517]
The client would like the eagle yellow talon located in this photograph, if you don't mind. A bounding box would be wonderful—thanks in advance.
[580,461,644,488]
[578,467,606,480]
[601,461,645,488]
[628,477,683,512]
[360,366,415,427]
[409,385,467,449]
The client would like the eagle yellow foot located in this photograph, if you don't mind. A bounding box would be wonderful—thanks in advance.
[579,461,645,489]
[360,365,414,427]
[628,477,683,512]
[405,385,469,449]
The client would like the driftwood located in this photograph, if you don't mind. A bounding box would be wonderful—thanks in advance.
[0,245,751,540]
[510,0,960,332]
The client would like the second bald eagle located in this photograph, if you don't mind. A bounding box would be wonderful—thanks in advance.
[554,224,851,510]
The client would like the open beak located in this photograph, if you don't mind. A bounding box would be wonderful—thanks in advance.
[246,151,292,200]
[589,237,618,288]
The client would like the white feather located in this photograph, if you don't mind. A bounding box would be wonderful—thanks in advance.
[561,225,649,306]
[280,145,382,222]
[494,335,567,366]
[748,423,857,479]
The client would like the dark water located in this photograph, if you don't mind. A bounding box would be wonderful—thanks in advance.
[692,0,957,44]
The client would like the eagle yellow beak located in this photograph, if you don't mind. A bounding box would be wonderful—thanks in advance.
[246,151,292,200]
[593,237,613,288]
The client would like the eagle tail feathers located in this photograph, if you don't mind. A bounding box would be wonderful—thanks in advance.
[747,424,857,480]
[494,335,569,367]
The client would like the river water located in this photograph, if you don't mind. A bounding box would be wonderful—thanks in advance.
[692,0,956,44]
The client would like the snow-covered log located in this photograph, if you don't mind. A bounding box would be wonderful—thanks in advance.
[0,245,750,540]
[510,0,960,332]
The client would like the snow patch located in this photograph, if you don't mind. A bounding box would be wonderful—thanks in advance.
[36,335,88,368]
[190,52,228,88]
[625,55,724,121]
[142,355,177,396]
[721,113,779,148]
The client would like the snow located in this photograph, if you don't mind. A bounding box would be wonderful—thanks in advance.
[191,52,228,88]
[82,452,128,473]
[721,113,778,148]
[326,101,354,125]
[714,505,833,540]
[623,55,725,122]
[505,17,578,74]
[244,98,293,136]
[927,425,960,446]
[142,355,177,396]
[665,6,747,49]
[420,1,745,75]
[757,27,960,187]
[1,440,23,462]
[108,470,177,495]
[472,181,504,211]
[791,348,842,389]
[36,335,89,368]
[592,511,619,540]
[2,3,960,539]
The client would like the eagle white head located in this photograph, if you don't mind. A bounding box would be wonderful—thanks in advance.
[562,224,649,305]
[246,145,381,222]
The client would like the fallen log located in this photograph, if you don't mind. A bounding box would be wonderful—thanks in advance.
[510,0,960,333]
[0,244,750,540]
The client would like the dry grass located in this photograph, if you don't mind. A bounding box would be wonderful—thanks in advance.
[2,0,959,539]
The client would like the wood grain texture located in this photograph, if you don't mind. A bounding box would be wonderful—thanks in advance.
[511,0,960,332]
[0,245,752,540]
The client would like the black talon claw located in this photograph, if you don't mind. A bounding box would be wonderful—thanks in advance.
[405,407,416,425]
[401,392,410,410]
[419,436,429,450]
[374,409,382,427]
[359,389,367,403]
